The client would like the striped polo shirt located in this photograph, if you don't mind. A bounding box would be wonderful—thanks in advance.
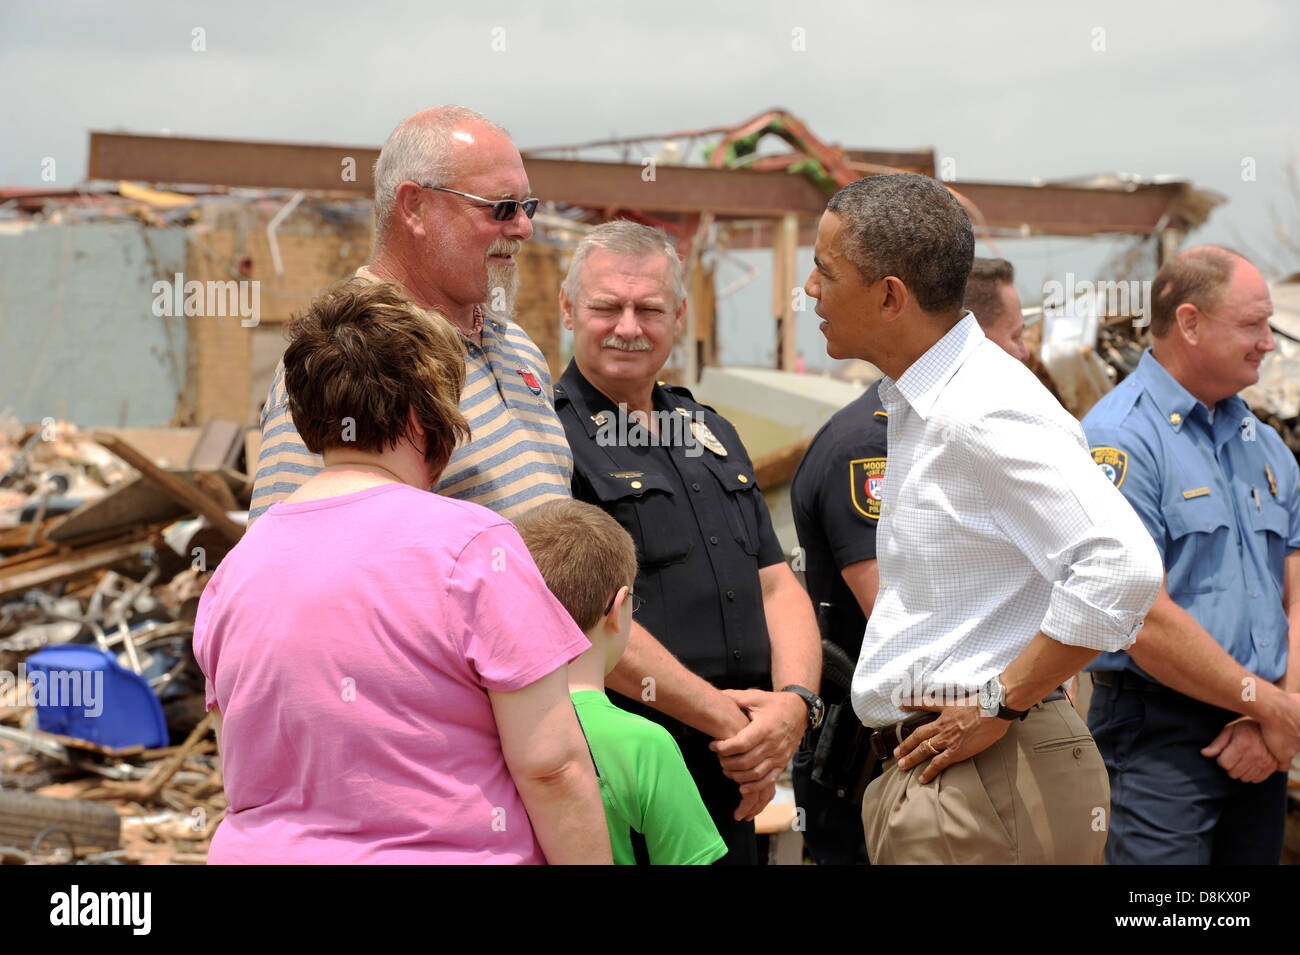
[248,270,573,522]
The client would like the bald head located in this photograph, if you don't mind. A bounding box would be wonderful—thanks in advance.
[371,106,512,245]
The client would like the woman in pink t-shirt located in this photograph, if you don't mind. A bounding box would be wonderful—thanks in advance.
[193,280,609,864]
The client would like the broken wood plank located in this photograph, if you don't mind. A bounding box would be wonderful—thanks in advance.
[93,426,201,467]
[102,711,214,802]
[0,521,57,553]
[138,739,216,761]
[0,790,121,851]
[0,537,152,599]
[90,434,245,545]
[194,471,240,513]
[46,469,242,543]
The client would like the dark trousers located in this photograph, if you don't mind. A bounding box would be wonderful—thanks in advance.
[1088,676,1288,865]
[791,748,870,865]
[675,727,758,866]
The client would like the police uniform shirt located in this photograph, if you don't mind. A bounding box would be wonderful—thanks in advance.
[789,380,888,674]
[1083,348,1300,682]
[555,360,785,692]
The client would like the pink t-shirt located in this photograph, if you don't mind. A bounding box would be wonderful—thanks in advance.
[193,484,590,864]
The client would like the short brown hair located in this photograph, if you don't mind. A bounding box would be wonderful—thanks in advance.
[1149,247,1240,337]
[515,499,638,632]
[963,257,1015,331]
[283,279,469,479]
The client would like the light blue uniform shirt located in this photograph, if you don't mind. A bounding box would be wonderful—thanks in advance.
[1082,349,1300,682]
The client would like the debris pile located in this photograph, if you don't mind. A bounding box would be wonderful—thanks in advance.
[0,417,248,864]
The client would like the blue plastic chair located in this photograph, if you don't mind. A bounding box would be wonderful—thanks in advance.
[24,644,168,750]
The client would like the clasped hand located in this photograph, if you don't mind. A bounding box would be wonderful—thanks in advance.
[710,689,807,821]
[1201,717,1287,783]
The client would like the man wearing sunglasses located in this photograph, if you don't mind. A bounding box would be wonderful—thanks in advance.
[250,106,573,522]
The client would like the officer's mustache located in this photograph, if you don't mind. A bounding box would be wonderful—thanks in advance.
[601,336,654,352]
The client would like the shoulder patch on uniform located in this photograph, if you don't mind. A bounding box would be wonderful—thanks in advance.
[1091,446,1128,488]
[850,457,887,519]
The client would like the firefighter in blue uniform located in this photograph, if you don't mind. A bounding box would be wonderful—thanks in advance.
[1082,247,1300,865]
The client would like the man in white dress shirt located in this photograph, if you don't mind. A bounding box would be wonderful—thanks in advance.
[803,173,1164,864]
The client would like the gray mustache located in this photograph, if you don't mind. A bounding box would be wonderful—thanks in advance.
[601,336,654,352]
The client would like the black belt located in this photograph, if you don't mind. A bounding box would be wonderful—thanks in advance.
[866,686,1069,762]
[1091,670,1167,695]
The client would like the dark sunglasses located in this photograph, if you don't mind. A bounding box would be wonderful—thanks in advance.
[605,589,644,617]
[420,184,540,221]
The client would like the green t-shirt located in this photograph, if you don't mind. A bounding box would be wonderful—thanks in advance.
[571,690,727,865]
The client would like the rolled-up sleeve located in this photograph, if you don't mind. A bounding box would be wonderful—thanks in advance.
[971,409,1163,652]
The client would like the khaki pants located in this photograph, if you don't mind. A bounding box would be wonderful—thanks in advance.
[861,699,1109,864]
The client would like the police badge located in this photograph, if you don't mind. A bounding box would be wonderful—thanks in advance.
[689,419,727,457]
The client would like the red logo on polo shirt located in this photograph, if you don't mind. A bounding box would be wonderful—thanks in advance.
[517,368,543,396]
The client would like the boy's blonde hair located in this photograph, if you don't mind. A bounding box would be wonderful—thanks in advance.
[515,499,638,631]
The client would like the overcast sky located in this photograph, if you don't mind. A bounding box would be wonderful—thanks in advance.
[2,0,1296,363]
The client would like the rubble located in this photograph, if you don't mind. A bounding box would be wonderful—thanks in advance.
[1047,275,1300,462]
[0,418,247,864]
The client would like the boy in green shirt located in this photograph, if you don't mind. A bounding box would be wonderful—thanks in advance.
[516,499,727,865]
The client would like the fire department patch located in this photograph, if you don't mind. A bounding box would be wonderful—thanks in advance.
[850,457,887,520]
[1091,446,1128,489]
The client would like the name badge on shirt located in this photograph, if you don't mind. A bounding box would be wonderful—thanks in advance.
[1181,487,1211,500]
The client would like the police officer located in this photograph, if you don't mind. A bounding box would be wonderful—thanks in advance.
[554,221,823,865]
[789,257,1032,865]
[788,380,885,865]
[1082,246,1300,864]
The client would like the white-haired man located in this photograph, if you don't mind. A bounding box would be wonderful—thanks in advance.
[250,106,572,520]
[553,220,823,864]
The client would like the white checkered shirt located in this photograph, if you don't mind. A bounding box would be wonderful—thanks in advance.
[851,314,1162,727]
